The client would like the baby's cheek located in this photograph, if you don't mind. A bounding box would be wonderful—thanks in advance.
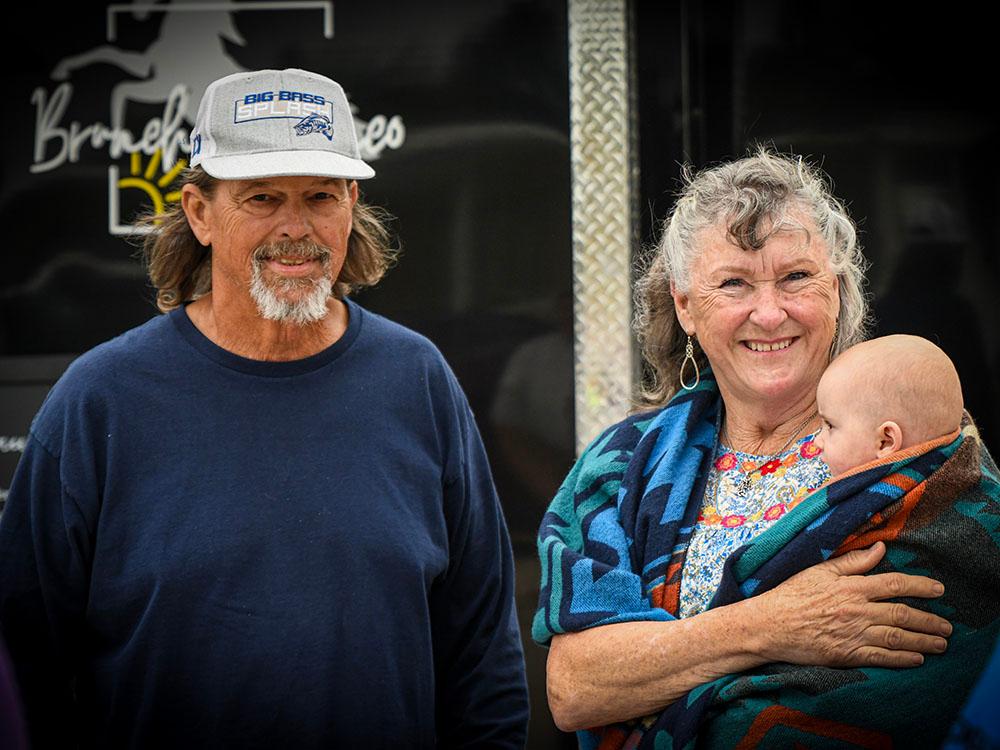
[815,437,841,472]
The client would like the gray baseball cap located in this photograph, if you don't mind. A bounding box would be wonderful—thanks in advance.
[189,68,375,180]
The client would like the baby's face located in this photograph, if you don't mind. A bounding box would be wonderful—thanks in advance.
[814,365,881,477]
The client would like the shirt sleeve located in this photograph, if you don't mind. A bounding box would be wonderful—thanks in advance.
[429,398,529,749]
[0,433,94,747]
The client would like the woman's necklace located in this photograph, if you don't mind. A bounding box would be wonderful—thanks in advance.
[721,411,818,498]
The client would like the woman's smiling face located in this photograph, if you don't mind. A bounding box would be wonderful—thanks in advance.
[672,216,840,410]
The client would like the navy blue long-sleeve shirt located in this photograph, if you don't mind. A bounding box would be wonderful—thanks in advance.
[0,300,528,748]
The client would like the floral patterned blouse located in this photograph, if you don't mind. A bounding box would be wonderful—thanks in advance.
[677,433,830,618]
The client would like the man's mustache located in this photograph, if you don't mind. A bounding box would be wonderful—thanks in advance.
[252,240,332,263]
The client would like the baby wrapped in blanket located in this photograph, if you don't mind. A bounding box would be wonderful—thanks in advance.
[805,336,998,748]
[603,337,1000,749]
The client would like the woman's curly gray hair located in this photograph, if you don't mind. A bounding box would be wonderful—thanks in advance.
[142,166,396,312]
[634,147,870,407]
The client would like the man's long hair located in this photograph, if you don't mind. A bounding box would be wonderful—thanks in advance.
[142,167,396,312]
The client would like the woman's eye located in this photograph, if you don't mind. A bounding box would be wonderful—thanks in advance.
[785,271,809,282]
[720,278,744,288]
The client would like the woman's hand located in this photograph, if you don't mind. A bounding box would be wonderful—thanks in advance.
[546,541,950,731]
[752,541,951,668]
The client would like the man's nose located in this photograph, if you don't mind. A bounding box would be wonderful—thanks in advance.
[748,283,788,330]
[276,201,311,241]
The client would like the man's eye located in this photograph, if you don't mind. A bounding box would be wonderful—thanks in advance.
[249,194,272,203]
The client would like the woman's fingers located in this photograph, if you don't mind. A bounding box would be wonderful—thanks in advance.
[853,615,951,668]
[822,542,886,576]
[862,624,948,655]
[865,601,952,636]
[848,646,927,669]
[859,571,946,602]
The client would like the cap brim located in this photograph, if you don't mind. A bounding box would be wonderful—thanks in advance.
[200,150,375,180]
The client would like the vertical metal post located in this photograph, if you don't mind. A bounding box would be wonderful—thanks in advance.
[568,0,637,452]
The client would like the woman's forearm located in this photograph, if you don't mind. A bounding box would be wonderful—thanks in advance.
[546,598,768,731]
[546,544,951,732]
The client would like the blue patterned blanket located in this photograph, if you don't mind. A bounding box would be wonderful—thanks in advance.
[534,372,1000,748]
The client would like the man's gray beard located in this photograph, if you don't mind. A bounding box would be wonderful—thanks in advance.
[249,240,334,325]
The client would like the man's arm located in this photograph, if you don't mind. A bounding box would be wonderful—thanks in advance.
[0,435,92,747]
[429,400,528,748]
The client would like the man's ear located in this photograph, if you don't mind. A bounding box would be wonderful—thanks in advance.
[671,280,695,336]
[875,421,903,458]
[181,184,213,247]
[344,180,359,235]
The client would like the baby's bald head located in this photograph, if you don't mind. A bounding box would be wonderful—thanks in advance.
[830,335,962,444]
[815,335,964,476]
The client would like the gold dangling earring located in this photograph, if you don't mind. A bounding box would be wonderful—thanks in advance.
[679,335,700,391]
[829,318,840,361]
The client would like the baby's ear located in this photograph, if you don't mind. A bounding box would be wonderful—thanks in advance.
[876,421,903,458]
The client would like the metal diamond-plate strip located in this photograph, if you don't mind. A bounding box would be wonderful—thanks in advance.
[569,0,636,453]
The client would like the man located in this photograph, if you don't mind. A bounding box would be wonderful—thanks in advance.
[0,69,528,748]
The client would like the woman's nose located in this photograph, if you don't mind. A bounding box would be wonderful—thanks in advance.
[747,284,789,330]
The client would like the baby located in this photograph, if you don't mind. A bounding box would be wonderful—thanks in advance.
[813,334,965,477]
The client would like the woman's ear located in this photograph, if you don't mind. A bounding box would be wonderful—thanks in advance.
[875,421,904,458]
[671,281,695,336]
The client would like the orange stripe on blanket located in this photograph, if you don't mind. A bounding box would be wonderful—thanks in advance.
[836,481,927,554]
[649,582,666,609]
[650,561,683,610]
[593,726,629,750]
[648,581,682,613]
[881,473,918,492]
[735,706,892,750]
[662,581,681,614]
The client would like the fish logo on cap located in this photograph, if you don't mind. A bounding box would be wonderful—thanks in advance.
[293,112,333,141]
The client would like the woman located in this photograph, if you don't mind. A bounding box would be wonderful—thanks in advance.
[534,150,1000,748]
